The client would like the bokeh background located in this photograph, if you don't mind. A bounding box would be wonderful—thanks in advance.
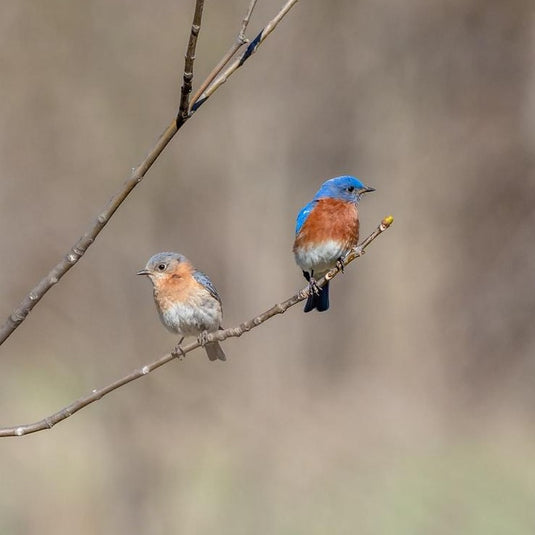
[1,0,535,533]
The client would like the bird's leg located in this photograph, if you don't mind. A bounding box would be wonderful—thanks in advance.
[336,257,345,273]
[172,337,186,360]
[304,270,320,296]
[197,330,209,347]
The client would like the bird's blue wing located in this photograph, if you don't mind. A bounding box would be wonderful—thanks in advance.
[193,270,221,303]
[295,201,316,235]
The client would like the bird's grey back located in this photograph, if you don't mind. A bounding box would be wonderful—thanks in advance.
[192,270,221,304]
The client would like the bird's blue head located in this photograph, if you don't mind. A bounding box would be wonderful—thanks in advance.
[313,175,375,203]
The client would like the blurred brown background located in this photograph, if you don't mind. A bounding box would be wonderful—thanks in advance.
[1,0,535,533]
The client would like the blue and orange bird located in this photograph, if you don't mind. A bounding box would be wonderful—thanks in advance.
[137,252,226,361]
[293,175,375,312]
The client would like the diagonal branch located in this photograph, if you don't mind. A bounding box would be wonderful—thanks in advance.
[0,0,299,347]
[0,216,393,438]
[177,0,205,126]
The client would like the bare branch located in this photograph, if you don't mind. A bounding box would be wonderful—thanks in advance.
[189,0,259,112]
[177,0,205,126]
[0,0,299,347]
[0,216,393,438]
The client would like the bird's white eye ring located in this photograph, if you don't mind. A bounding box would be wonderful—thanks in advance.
[157,263,166,271]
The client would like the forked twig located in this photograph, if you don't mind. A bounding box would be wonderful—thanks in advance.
[0,0,299,347]
[0,216,393,437]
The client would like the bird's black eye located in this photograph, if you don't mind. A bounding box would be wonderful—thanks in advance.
[347,186,355,193]
[157,263,166,271]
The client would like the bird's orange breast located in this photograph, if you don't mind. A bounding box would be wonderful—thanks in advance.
[152,264,201,312]
[294,198,359,249]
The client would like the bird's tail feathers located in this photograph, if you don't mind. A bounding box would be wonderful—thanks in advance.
[205,341,227,361]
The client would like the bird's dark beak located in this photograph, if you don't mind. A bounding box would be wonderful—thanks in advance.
[137,269,150,276]
[363,186,375,194]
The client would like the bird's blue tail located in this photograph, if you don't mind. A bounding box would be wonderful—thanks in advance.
[304,281,329,312]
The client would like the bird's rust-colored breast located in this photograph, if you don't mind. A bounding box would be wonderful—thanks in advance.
[152,261,200,312]
[294,198,359,250]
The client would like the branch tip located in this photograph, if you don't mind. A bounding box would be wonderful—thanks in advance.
[382,215,394,228]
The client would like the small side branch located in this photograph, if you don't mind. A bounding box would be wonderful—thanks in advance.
[0,216,393,438]
[191,0,298,112]
[239,0,258,42]
[177,0,205,126]
[189,0,259,112]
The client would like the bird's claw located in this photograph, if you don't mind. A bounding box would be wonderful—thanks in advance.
[336,258,345,273]
[172,337,186,360]
[197,331,209,346]
[308,278,321,296]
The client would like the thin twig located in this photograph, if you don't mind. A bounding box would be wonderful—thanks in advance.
[239,0,258,41]
[189,0,258,112]
[0,216,393,438]
[0,0,299,347]
[177,0,205,126]
[192,0,298,112]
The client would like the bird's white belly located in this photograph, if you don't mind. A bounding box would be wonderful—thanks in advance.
[159,299,221,336]
[294,239,347,275]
